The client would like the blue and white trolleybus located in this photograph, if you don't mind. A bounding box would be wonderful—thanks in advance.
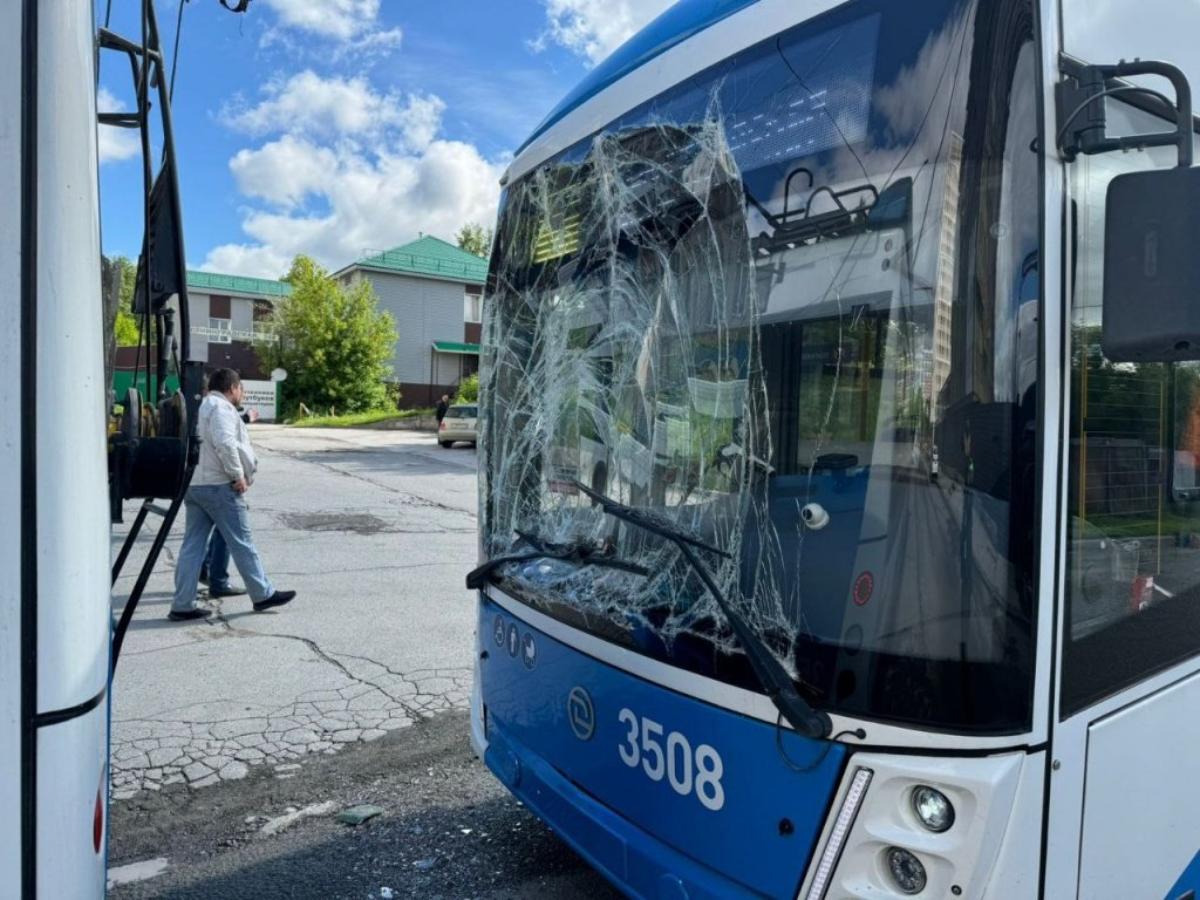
[470,0,1200,896]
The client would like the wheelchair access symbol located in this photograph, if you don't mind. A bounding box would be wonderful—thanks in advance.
[567,687,595,742]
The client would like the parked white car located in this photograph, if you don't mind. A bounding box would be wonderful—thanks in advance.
[439,404,478,448]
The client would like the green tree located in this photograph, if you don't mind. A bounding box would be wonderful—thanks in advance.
[455,222,493,258]
[113,256,141,346]
[260,255,397,415]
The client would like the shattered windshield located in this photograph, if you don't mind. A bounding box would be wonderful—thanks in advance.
[480,0,1040,733]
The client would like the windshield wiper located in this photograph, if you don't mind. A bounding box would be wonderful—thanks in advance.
[466,530,651,590]
[572,480,832,739]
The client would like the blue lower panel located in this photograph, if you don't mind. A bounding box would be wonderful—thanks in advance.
[479,595,846,899]
[1167,851,1200,899]
[487,724,756,899]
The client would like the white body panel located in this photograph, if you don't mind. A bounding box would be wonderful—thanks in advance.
[0,0,25,887]
[980,753,1044,900]
[797,750,1038,899]
[470,639,488,760]
[35,0,110,716]
[1033,0,1067,765]
[1046,654,1200,898]
[2,0,112,896]
[1078,672,1200,899]
[36,707,108,896]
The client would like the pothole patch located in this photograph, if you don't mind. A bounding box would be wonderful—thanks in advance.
[279,512,397,534]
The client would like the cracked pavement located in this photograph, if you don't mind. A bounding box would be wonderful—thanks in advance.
[110,426,479,799]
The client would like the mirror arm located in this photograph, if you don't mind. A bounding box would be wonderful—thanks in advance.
[1059,55,1194,168]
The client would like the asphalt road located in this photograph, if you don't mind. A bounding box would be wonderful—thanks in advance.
[110,426,479,797]
[107,425,616,897]
[107,711,619,899]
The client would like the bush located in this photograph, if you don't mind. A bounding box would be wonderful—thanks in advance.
[384,382,403,410]
[455,372,480,404]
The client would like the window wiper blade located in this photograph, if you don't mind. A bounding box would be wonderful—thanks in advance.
[466,530,651,590]
[572,479,833,739]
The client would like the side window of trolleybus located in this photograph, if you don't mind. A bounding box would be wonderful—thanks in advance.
[1062,0,1200,713]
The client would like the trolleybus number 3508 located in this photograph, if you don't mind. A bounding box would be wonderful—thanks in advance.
[617,708,725,811]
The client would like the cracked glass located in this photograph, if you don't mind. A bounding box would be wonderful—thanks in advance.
[480,0,1040,732]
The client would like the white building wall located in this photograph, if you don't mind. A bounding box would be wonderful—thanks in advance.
[434,353,465,385]
[186,290,209,363]
[362,270,467,383]
[230,296,254,333]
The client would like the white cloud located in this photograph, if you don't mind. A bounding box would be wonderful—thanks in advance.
[338,26,404,59]
[222,72,444,152]
[228,135,339,208]
[535,0,673,65]
[260,0,383,40]
[397,93,446,151]
[257,0,402,62]
[203,138,502,279]
[204,73,502,279]
[96,87,139,164]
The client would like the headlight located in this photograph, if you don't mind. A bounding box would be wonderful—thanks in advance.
[885,847,927,895]
[911,784,955,833]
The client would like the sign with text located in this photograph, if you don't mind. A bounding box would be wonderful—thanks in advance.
[241,379,278,422]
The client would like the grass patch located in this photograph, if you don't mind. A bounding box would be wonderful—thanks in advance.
[1085,511,1200,540]
[289,408,432,429]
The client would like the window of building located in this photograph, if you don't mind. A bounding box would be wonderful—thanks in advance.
[252,299,277,340]
[464,287,482,323]
[209,294,231,318]
[208,318,232,344]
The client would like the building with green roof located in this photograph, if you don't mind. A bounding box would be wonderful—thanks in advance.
[335,235,486,408]
[345,235,488,285]
[112,268,290,418]
[183,269,291,381]
[120,236,488,412]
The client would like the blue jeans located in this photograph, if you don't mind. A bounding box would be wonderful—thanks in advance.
[204,530,231,590]
[173,484,274,611]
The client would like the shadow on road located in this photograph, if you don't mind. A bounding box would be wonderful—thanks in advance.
[108,712,619,900]
[133,794,617,900]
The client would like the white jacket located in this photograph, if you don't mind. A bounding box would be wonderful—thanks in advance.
[194,393,258,486]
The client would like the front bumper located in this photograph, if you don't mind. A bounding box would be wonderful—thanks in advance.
[485,717,759,899]
[474,594,847,899]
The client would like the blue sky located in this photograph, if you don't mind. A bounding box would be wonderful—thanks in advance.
[96,0,672,278]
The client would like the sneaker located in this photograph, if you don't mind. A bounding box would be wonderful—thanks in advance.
[168,607,213,622]
[208,584,248,598]
[253,590,296,612]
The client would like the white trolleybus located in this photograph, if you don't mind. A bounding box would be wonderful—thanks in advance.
[5,0,246,895]
[468,0,1200,897]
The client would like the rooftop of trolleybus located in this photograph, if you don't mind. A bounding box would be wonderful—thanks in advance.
[469,0,1200,896]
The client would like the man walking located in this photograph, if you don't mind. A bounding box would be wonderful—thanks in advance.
[436,393,450,425]
[169,368,296,621]
[198,395,259,596]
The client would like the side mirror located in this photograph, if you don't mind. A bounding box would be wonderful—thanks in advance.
[1103,165,1200,362]
[867,176,912,232]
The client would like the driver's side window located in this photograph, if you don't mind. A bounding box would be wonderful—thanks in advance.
[1063,105,1200,715]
